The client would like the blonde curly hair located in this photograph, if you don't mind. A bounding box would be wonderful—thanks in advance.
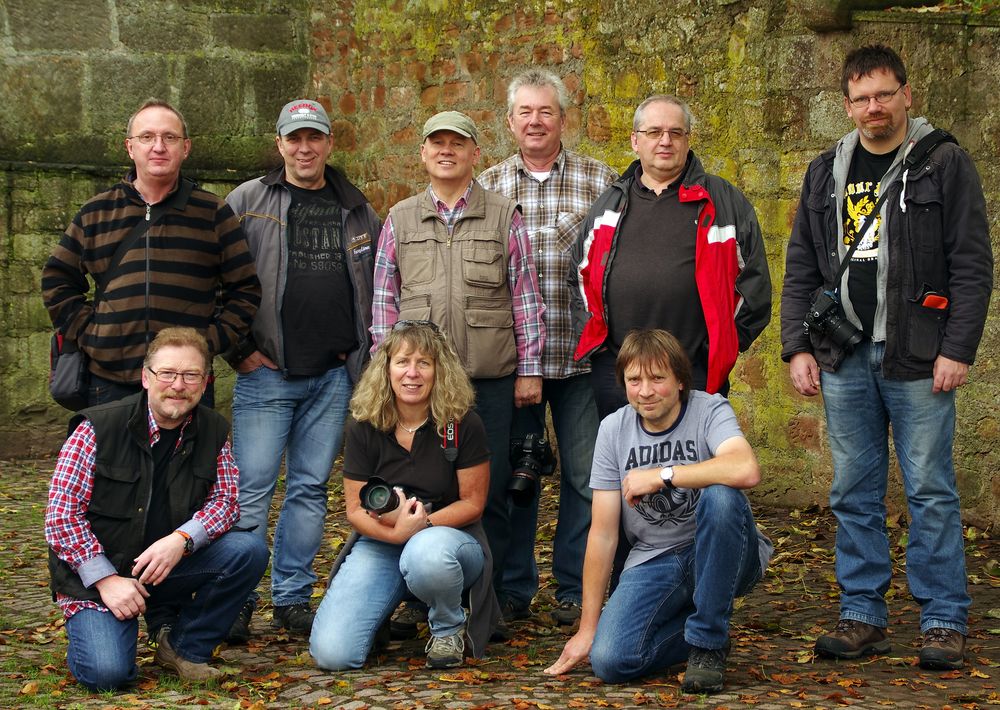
[350,322,475,435]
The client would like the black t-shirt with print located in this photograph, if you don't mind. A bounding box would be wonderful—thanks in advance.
[342,412,490,511]
[844,143,899,337]
[282,181,356,376]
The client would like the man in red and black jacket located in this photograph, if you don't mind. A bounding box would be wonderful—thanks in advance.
[568,94,771,418]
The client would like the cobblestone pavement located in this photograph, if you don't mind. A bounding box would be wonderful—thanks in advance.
[2,458,998,708]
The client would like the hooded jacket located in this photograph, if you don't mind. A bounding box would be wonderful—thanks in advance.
[780,118,992,378]
[568,154,772,393]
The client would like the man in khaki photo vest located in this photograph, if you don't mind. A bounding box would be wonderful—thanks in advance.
[371,111,545,633]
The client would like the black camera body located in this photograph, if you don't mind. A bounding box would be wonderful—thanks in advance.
[508,433,557,507]
[804,289,864,351]
[359,476,403,515]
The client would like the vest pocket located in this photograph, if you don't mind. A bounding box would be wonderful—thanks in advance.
[400,244,438,286]
[399,294,432,322]
[462,241,505,288]
[464,296,515,377]
[88,465,141,519]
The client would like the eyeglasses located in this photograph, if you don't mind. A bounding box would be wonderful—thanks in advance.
[147,367,206,385]
[393,320,440,333]
[634,128,689,142]
[128,132,185,146]
[848,85,904,109]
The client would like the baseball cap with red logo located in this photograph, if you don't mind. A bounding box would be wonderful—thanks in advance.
[276,99,331,136]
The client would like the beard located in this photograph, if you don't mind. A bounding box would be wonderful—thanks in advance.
[859,114,898,141]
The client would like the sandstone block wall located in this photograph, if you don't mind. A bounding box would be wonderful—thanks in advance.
[2,1,997,524]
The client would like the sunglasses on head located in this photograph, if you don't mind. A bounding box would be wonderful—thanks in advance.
[392,319,441,333]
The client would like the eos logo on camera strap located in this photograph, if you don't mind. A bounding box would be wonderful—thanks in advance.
[442,419,458,462]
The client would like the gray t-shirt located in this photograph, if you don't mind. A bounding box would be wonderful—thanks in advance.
[590,390,773,572]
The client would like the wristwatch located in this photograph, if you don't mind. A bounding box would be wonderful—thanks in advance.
[659,466,675,490]
[175,530,195,556]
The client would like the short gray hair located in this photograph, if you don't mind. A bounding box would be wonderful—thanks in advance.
[507,69,569,117]
[126,98,189,138]
[632,94,695,133]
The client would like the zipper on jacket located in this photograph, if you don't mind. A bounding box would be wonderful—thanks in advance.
[146,204,151,221]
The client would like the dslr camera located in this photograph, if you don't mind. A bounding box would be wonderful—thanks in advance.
[359,476,405,515]
[804,290,863,351]
[508,433,557,507]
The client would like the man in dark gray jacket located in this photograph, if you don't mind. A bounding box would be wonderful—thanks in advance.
[224,99,380,640]
[781,45,992,670]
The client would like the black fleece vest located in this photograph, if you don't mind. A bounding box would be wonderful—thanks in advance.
[48,392,229,604]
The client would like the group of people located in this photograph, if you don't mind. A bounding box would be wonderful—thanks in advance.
[42,42,991,695]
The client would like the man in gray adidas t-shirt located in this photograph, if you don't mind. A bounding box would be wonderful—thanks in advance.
[545,329,772,694]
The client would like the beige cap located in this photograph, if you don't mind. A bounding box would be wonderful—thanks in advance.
[421,111,478,143]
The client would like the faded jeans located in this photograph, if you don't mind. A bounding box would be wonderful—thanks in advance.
[822,341,969,634]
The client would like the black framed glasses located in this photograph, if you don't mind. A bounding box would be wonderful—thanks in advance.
[848,85,904,109]
[147,367,206,385]
[393,319,440,333]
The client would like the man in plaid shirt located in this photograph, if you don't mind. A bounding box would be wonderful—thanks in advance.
[371,111,545,612]
[45,327,268,690]
[478,70,618,626]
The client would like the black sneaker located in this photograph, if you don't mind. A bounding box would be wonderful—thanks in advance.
[500,598,531,622]
[226,600,255,644]
[390,602,428,640]
[272,602,314,635]
[681,641,730,694]
[815,619,890,659]
[551,600,581,626]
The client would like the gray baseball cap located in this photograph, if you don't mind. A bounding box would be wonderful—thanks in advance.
[276,99,331,136]
[421,111,478,143]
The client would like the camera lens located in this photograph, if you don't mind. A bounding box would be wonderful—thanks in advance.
[359,477,401,515]
[508,471,538,507]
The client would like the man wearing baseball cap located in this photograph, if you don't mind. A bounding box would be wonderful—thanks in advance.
[224,99,381,641]
[371,110,545,633]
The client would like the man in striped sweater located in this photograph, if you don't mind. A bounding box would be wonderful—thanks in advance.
[42,99,261,408]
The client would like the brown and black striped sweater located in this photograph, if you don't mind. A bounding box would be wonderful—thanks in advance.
[42,174,261,385]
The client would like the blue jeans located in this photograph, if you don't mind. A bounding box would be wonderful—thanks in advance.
[310,526,485,670]
[64,531,268,691]
[822,341,970,634]
[473,374,516,591]
[589,486,761,683]
[502,374,598,607]
[233,365,352,606]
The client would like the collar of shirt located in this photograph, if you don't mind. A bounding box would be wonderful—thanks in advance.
[146,405,193,448]
[514,145,565,177]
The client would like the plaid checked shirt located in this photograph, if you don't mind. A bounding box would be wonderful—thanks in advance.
[45,408,240,618]
[371,181,545,376]
[479,148,618,379]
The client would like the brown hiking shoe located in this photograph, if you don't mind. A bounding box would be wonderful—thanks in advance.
[154,628,222,682]
[815,619,890,659]
[919,627,965,670]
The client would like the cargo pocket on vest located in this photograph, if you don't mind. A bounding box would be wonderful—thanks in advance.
[399,294,432,323]
[462,241,505,288]
[464,297,515,377]
[88,465,141,521]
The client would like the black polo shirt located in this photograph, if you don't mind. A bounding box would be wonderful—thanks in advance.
[343,411,490,510]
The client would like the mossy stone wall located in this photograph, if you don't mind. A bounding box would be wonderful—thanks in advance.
[2,1,998,524]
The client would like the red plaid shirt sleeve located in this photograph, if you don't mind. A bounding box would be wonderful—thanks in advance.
[45,419,102,572]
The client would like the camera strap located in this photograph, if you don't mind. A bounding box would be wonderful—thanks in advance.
[832,128,957,289]
[442,418,458,462]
